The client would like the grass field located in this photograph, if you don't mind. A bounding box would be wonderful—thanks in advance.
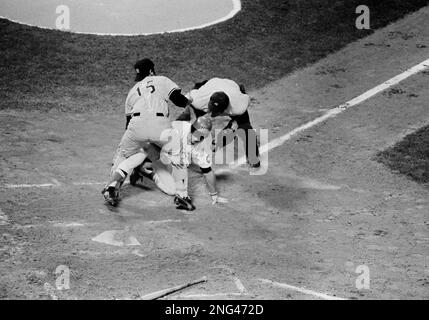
[377,125,429,184]
[0,0,427,113]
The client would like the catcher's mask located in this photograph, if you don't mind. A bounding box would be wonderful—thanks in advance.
[134,58,155,81]
[191,116,213,142]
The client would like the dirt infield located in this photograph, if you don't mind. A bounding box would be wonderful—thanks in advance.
[0,7,428,299]
[377,125,429,184]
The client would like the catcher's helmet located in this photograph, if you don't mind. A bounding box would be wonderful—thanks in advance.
[208,91,229,116]
[134,58,155,81]
[193,116,213,132]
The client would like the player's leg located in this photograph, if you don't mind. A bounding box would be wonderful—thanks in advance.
[191,144,219,202]
[215,111,260,167]
[172,172,194,210]
[158,130,195,211]
[102,130,146,206]
[129,158,152,186]
[129,142,162,186]
[123,117,166,188]
[103,152,147,206]
[151,161,176,195]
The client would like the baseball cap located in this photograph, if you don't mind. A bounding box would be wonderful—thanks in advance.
[134,58,155,81]
[208,91,230,116]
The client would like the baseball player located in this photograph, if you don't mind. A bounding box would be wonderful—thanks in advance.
[102,58,195,210]
[131,115,228,206]
[177,78,260,168]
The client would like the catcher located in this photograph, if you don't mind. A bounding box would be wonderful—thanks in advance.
[177,78,261,168]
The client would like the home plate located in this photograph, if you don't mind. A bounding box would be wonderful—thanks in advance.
[92,230,141,247]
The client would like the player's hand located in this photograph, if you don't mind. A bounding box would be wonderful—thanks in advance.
[230,120,239,131]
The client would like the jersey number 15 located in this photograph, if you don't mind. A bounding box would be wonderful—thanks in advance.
[137,82,155,96]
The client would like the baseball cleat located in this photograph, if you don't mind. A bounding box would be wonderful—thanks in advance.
[102,185,120,207]
[174,195,196,211]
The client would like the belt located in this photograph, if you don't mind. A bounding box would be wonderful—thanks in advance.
[132,112,165,117]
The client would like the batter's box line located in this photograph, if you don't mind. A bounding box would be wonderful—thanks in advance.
[173,275,249,299]
[259,278,347,300]
[3,180,105,189]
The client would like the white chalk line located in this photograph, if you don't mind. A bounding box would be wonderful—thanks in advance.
[0,0,241,37]
[15,219,179,230]
[231,58,429,168]
[259,278,347,300]
[175,292,248,299]
[5,183,57,188]
[72,181,105,186]
[234,277,248,294]
[3,181,105,189]
[173,276,249,299]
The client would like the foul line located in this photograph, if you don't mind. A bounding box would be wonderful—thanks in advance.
[231,58,429,168]
[259,279,347,300]
[3,181,104,189]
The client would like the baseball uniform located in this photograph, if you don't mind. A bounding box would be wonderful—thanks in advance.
[178,78,260,166]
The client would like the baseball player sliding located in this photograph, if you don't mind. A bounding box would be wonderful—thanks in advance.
[102,58,196,210]
[177,78,261,168]
[130,114,228,206]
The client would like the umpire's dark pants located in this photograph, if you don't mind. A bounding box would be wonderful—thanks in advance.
[176,108,260,165]
[221,111,260,165]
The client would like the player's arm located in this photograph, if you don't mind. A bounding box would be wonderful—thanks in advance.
[125,115,132,129]
[124,86,136,130]
[169,89,192,108]
[176,105,192,121]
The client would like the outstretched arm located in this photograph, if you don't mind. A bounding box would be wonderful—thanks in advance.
[169,89,193,108]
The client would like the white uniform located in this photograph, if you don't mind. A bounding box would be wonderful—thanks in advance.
[120,75,179,158]
[110,75,181,179]
[125,75,178,117]
[149,121,213,196]
[169,121,212,169]
[187,78,249,116]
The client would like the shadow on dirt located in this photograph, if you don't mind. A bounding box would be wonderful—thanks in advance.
[257,183,308,212]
